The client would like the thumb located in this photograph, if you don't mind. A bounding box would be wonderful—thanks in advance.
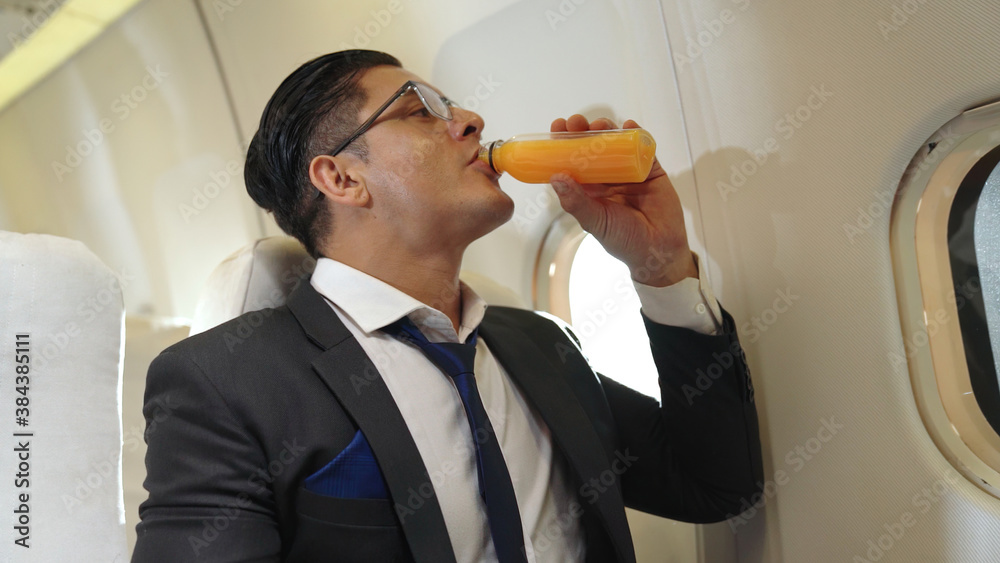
[550,174,605,234]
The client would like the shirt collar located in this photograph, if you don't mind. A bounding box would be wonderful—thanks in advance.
[309,257,488,343]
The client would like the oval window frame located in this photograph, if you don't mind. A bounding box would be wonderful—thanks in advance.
[892,98,1000,497]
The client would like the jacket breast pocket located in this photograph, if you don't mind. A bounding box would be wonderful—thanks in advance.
[286,487,414,562]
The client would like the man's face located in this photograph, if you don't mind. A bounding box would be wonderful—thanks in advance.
[346,65,514,249]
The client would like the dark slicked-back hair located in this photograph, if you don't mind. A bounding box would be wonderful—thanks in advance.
[245,50,401,257]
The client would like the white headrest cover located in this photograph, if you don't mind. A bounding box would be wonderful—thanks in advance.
[0,231,126,561]
[188,237,316,335]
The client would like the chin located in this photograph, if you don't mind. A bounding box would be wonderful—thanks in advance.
[465,194,515,240]
[489,190,516,223]
[498,194,516,222]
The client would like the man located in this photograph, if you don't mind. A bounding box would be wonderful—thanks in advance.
[133,50,762,562]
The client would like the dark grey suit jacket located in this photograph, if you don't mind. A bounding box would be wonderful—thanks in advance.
[132,280,762,562]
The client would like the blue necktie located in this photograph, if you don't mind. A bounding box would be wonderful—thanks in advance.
[384,317,528,563]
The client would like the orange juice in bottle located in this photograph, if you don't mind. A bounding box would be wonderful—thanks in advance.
[478,128,656,184]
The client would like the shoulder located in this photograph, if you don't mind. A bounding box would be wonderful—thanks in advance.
[152,304,310,384]
[167,305,301,355]
[484,305,585,358]
[486,305,579,338]
[145,304,325,424]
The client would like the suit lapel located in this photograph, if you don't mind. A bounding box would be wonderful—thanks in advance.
[287,283,457,563]
[479,310,636,563]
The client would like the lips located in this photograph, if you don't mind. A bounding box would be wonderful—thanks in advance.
[471,158,498,177]
[465,146,492,175]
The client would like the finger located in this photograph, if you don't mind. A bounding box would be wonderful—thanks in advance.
[589,118,616,131]
[550,117,568,133]
[622,119,640,129]
[549,173,606,234]
[566,114,590,132]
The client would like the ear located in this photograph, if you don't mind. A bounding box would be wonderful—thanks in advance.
[309,154,370,207]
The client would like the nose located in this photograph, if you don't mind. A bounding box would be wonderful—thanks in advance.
[447,106,484,141]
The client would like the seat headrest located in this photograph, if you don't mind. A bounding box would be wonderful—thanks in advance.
[0,231,127,560]
[189,237,316,335]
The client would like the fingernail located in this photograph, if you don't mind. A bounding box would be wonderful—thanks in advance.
[551,180,568,194]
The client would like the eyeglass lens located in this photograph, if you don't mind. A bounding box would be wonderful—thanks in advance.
[413,83,452,120]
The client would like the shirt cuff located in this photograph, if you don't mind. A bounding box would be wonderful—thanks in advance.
[633,252,723,335]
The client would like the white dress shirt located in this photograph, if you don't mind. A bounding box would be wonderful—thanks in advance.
[309,255,720,562]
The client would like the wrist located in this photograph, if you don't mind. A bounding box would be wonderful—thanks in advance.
[629,248,698,288]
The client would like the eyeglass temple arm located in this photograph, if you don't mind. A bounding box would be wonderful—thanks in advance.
[328,81,415,156]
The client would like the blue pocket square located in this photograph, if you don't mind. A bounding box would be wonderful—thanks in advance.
[304,430,389,499]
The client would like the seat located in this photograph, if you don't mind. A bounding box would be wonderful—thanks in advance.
[0,231,127,561]
[189,236,526,334]
[189,236,318,335]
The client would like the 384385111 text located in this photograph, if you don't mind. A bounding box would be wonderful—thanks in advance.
[13,333,32,549]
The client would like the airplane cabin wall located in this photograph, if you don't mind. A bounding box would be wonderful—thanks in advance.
[658,0,1000,561]
[0,0,261,319]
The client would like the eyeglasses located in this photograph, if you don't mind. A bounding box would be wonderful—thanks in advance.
[328,80,456,157]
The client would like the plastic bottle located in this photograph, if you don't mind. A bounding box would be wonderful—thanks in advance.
[478,128,656,184]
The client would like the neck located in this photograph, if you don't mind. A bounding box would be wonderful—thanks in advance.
[322,237,466,332]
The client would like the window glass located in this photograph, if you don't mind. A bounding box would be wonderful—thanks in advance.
[568,234,659,398]
[975,160,1000,388]
[952,146,1000,432]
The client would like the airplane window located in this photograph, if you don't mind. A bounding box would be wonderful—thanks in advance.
[891,99,1000,498]
[567,234,660,398]
[950,144,1000,433]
